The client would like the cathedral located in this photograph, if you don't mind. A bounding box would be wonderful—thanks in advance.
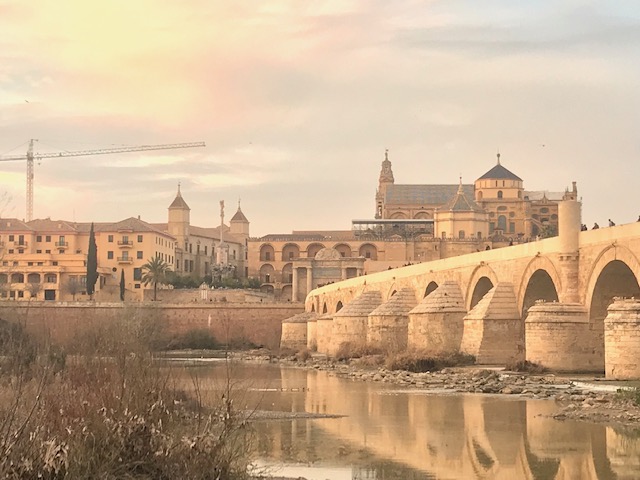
[248,151,577,301]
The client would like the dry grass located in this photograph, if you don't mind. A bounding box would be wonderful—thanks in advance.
[385,351,476,373]
[505,360,548,374]
[0,313,255,479]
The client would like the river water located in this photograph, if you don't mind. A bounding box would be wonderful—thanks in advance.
[182,360,640,479]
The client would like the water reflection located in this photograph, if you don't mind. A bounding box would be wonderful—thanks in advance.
[183,362,640,479]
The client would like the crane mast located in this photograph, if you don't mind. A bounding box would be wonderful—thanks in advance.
[0,139,205,221]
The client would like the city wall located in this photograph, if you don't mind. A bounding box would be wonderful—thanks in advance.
[0,301,303,350]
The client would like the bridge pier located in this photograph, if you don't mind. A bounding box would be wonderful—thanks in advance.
[407,281,466,355]
[460,283,523,365]
[306,317,317,351]
[525,302,597,371]
[367,288,416,352]
[316,313,333,354]
[604,298,640,379]
[330,291,382,356]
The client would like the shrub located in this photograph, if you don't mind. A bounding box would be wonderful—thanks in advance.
[295,348,311,363]
[164,328,219,350]
[385,351,476,372]
[505,360,548,374]
[0,311,254,479]
[334,342,382,361]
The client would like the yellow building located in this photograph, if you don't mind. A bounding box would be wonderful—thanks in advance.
[0,217,175,301]
[0,187,250,302]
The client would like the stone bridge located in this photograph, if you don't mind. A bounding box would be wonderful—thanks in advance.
[282,199,640,378]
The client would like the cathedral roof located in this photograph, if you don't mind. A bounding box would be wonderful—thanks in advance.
[168,184,190,210]
[477,155,522,181]
[384,184,475,206]
[442,183,484,213]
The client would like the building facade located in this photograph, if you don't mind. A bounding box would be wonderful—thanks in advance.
[248,151,577,302]
[0,187,250,302]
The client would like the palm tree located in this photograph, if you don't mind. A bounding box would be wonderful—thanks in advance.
[141,256,170,301]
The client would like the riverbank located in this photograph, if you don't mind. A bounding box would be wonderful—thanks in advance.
[237,350,640,427]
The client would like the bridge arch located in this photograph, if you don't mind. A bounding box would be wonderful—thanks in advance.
[585,245,640,318]
[336,301,343,312]
[517,255,561,317]
[424,281,438,298]
[466,265,499,311]
[386,283,398,301]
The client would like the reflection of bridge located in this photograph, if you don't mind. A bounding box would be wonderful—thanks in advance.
[301,199,640,375]
[258,367,638,479]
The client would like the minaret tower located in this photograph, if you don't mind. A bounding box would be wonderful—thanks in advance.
[375,149,395,219]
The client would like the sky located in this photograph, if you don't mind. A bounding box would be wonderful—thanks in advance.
[1,1,640,236]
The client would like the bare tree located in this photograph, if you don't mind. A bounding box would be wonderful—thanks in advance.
[25,282,42,301]
[62,277,82,301]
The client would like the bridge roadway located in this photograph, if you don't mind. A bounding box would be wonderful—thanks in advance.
[302,199,640,373]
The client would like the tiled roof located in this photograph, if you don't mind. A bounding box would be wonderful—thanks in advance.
[477,164,522,181]
[230,208,248,223]
[27,219,78,232]
[441,186,484,213]
[524,190,564,201]
[168,192,190,210]
[0,218,33,231]
[384,184,475,206]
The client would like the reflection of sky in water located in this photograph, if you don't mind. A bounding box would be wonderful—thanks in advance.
[183,362,640,479]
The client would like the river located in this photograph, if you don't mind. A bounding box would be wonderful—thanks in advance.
[179,360,640,479]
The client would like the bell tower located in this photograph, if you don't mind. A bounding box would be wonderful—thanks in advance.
[376,149,394,219]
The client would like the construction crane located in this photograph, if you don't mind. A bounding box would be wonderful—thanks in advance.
[0,139,206,221]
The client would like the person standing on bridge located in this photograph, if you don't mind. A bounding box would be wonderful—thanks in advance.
[609,219,616,227]
[592,223,600,229]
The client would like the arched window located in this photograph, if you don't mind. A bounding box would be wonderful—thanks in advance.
[497,190,503,199]
[477,191,483,200]
[497,215,507,231]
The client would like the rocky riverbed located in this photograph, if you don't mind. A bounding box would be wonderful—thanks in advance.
[239,352,640,427]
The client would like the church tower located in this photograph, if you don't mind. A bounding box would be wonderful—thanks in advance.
[230,200,250,277]
[168,184,190,251]
[375,149,395,219]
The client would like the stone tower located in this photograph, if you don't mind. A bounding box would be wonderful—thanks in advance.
[168,183,190,250]
[375,149,394,219]
[230,200,250,277]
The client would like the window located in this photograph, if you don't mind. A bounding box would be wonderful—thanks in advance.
[184,260,189,271]
[108,235,114,242]
[17,291,24,298]
[137,235,143,242]
[204,246,208,255]
[497,215,507,231]
[45,249,51,254]
[497,190,503,199]
[52,261,58,266]
[133,268,142,281]
[509,222,515,233]
[46,235,51,242]
[36,250,42,254]
[28,262,33,266]
[37,262,43,266]
[8,235,14,241]
[134,284,141,289]
[107,251,114,259]
[36,235,42,242]
[121,251,129,260]
[45,274,56,283]
[8,249,13,254]
[137,251,143,259]
[265,251,271,261]
[458,230,465,239]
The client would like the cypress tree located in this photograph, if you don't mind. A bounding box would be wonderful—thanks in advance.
[86,222,98,297]
[120,268,125,301]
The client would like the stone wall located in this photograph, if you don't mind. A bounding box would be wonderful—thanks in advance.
[604,299,640,380]
[0,301,303,350]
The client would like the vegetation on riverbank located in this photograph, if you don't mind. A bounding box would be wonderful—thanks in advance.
[0,315,255,479]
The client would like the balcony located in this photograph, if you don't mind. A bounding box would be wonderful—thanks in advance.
[117,256,133,264]
[117,240,133,248]
[12,241,28,248]
[55,241,68,249]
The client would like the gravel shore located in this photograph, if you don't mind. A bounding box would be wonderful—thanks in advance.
[240,352,640,427]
